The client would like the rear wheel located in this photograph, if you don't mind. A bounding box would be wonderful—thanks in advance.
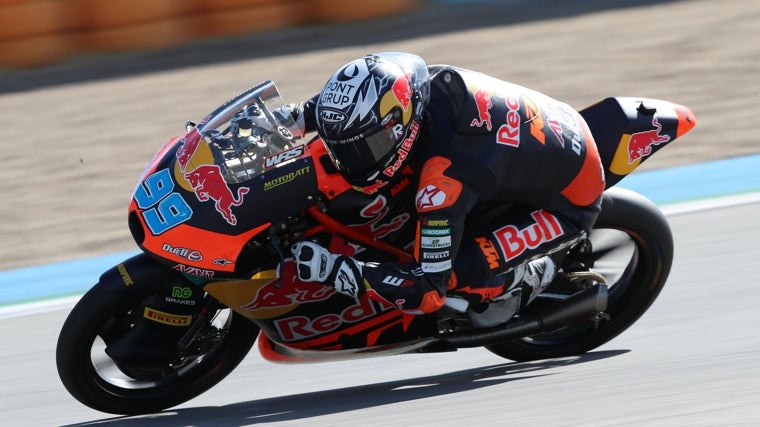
[486,188,673,362]
[56,277,259,415]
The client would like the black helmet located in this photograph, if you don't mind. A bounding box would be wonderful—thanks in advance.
[316,52,430,192]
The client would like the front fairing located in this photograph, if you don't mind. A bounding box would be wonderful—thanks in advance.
[128,81,319,278]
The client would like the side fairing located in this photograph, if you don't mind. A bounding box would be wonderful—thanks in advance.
[128,137,319,278]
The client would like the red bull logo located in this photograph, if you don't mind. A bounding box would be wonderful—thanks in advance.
[175,128,250,225]
[176,129,202,170]
[185,164,249,225]
[627,117,671,164]
[392,74,413,111]
[380,74,414,126]
[470,89,493,131]
[241,261,336,312]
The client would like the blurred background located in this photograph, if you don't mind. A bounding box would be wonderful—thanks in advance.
[0,0,757,271]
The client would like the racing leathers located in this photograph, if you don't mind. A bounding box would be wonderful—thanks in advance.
[295,66,605,315]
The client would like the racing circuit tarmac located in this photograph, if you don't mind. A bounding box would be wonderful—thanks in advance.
[2,199,759,426]
[1,0,760,425]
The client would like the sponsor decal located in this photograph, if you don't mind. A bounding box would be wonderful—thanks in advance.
[470,89,493,131]
[390,176,411,196]
[176,129,203,170]
[264,145,304,169]
[165,288,196,306]
[475,237,500,269]
[423,219,449,227]
[274,297,389,341]
[263,166,312,190]
[241,263,335,311]
[162,243,203,262]
[319,109,348,123]
[356,179,388,195]
[380,74,414,125]
[610,115,673,176]
[541,100,565,147]
[383,121,420,178]
[172,286,193,299]
[415,185,447,211]
[421,260,451,273]
[213,258,235,267]
[493,210,564,261]
[321,60,368,109]
[421,235,451,249]
[116,263,134,286]
[173,132,248,227]
[382,275,415,287]
[627,116,671,164]
[423,250,450,260]
[391,75,413,112]
[496,95,522,147]
[173,264,215,278]
[143,306,192,326]
[420,227,450,236]
[185,164,249,226]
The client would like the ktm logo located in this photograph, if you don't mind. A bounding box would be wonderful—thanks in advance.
[476,237,500,269]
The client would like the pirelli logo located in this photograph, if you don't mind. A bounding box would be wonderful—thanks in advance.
[143,306,193,326]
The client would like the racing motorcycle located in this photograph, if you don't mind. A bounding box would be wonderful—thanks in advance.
[56,80,696,415]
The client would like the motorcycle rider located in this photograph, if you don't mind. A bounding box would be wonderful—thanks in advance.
[289,52,605,323]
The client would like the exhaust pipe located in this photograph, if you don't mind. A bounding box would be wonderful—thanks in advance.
[439,283,608,348]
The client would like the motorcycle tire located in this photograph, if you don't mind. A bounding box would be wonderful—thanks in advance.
[486,187,673,362]
[56,278,260,415]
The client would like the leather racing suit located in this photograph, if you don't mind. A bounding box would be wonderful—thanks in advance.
[295,66,605,315]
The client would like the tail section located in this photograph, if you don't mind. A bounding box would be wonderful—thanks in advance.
[580,97,696,188]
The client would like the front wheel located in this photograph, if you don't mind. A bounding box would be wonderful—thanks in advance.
[56,269,260,415]
[486,188,673,362]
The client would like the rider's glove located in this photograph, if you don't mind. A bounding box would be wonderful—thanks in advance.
[292,241,364,298]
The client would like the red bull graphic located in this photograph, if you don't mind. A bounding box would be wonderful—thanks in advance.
[470,89,493,131]
[175,128,250,226]
[380,74,414,126]
[185,165,249,226]
[392,74,413,112]
[176,129,202,170]
[627,116,671,164]
[241,261,336,312]
[274,297,387,342]
[382,120,420,178]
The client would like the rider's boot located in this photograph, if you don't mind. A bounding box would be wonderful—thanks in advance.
[511,255,556,307]
[467,255,556,328]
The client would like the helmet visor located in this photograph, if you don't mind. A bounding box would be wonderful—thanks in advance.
[323,125,399,179]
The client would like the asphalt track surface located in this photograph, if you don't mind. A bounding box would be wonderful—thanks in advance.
[2,201,759,426]
[2,0,760,425]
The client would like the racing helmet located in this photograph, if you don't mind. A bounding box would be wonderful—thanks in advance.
[316,52,430,191]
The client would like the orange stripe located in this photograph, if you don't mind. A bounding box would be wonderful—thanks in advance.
[416,290,446,314]
[560,123,605,206]
[674,103,697,138]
